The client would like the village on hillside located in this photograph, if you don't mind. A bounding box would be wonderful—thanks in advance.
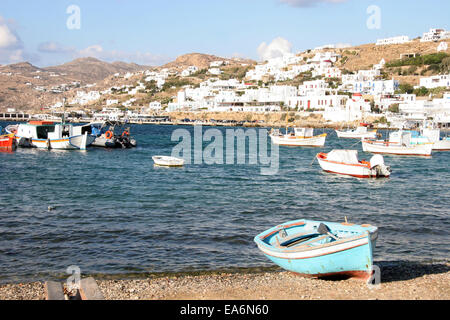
[1,27,449,129]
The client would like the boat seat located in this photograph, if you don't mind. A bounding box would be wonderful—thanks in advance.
[286,235,331,248]
[279,231,320,247]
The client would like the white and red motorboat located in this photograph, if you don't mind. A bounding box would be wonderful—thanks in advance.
[316,149,391,178]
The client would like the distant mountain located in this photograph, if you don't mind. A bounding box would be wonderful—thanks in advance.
[0,62,43,74]
[43,57,150,83]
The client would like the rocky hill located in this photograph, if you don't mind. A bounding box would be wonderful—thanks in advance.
[0,43,447,113]
[43,57,150,83]
[161,53,255,71]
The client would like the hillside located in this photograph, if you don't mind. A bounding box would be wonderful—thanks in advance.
[333,39,450,85]
[161,53,256,71]
[44,57,150,83]
[0,42,447,113]
[0,62,44,74]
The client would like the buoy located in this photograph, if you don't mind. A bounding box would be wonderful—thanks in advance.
[105,131,113,139]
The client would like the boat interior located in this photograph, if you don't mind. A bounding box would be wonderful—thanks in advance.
[262,222,369,251]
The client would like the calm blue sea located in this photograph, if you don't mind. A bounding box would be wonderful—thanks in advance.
[0,122,449,283]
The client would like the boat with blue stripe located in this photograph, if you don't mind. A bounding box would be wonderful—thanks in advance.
[254,219,378,279]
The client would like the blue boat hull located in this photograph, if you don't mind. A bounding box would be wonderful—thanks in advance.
[254,219,378,279]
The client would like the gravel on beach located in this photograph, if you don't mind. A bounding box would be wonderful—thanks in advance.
[0,262,448,300]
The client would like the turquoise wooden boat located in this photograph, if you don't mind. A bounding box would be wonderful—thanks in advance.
[254,219,378,279]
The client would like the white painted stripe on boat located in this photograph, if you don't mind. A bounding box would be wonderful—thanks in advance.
[258,237,369,260]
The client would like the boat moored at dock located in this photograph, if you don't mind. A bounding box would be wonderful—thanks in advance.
[77,121,137,148]
[0,133,17,150]
[11,121,96,150]
[254,219,378,280]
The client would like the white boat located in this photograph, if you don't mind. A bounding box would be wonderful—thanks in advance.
[362,132,433,156]
[420,128,450,151]
[336,126,378,139]
[316,150,391,178]
[270,128,327,147]
[388,122,450,151]
[152,156,185,167]
[13,121,96,150]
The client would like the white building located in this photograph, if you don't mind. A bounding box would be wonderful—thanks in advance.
[421,28,450,42]
[210,61,225,68]
[298,80,330,96]
[106,99,119,106]
[323,93,371,122]
[148,101,162,111]
[376,36,410,46]
[208,68,222,75]
[70,91,101,105]
[287,94,347,111]
[419,75,450,89]
[181,66,199,77]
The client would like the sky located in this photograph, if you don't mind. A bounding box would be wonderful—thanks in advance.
[0,0,448,67]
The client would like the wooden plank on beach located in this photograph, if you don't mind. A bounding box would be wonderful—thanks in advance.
[44,281,65,300]
[79,277,104,300]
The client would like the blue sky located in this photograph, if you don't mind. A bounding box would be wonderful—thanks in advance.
[0,0,448,67]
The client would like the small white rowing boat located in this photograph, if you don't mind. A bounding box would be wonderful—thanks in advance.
[152,156,185,167]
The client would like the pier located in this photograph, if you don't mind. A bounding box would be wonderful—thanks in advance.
[0,113,31,121]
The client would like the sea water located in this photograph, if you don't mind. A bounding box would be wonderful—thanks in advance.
[0,123,448,283]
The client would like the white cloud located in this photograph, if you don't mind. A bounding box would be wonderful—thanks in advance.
[257,37,293,61]
[279,0,348,7]
[0,24,19,49]
[75,44,171,66]
[38,41,75,54]
[0,16,26,64]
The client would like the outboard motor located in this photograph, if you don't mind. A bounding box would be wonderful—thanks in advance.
[370,154,391,177]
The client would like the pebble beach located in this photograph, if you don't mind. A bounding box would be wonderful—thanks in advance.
[1,261,448,300]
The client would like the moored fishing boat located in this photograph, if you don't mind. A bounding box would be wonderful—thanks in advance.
[336,126,378,139]
[0,133,17,150]
[316,150,391,178]
[76,121,137,148]
[362,131,433,156]
[152,156,185,167]
[254,219,378,279]
[12,121,96,150]
[270,128,327,147]
[419,127,450,151]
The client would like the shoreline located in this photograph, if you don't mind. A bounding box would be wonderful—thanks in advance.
[0,119,432,132]
[1,261,448,300]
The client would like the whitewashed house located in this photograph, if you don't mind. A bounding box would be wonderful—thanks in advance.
[181,66,199,77]
[421,28,450,42]
[208,68,222,75]
[376,36,410,46]
[148,101,162,111]
[323,93,370,122]
[419,75,450,88]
